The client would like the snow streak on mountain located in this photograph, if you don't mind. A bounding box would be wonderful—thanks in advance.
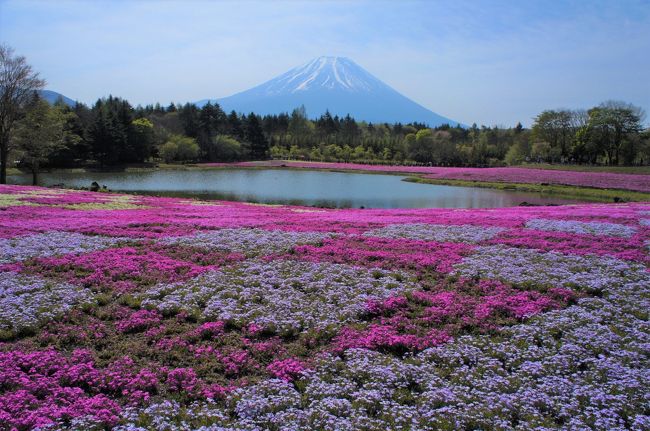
[198,57,460,127]
[252,57,382,94]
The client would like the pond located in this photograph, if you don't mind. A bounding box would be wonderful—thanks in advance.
[8,169,582,208]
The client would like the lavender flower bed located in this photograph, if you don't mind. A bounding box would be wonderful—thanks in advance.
[0,273,91,334]
[525,218,638,237]
[0,231,127,264]
[160,228,332,256]
[141,261,417,335]
[364,223,505,243]
[454,245,649,292]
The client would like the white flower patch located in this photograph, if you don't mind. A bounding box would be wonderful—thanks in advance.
[159,228,333,257]
[364,223,504,243]
[141,260,417,335]
[0,272,92,333]
[0,231,127,264]
[453,245,650,292]
[525,218,637,237]
[639,218,650,227]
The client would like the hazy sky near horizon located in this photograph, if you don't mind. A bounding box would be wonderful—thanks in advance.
[1,0,649,126]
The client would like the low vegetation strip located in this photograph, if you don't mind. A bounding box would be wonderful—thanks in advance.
[0,184,648,430]
[422,166,650,192]
[200,160,650,193]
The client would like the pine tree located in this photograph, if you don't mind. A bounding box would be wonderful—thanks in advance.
[227,111,245,141]
[245,114,269,160]
[178,103,200,138]
[89,99,125,168]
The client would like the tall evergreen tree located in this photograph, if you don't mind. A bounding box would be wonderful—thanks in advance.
[89,99,126,167]
[227,110,245,141]
[178,103,200,138]
[245,114,269,160]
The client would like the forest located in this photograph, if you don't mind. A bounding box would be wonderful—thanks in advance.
[14,96,650,173]
[6,94,649,182]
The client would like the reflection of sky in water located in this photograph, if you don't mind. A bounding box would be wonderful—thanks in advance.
[8,169,580,209]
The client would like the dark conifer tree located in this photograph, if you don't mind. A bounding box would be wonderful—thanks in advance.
[212,103,227,134]
[89,100,121,167]
[198,102,216,155]
[245,113,269,160]
[178,103,200,138]
[227,110,245,141]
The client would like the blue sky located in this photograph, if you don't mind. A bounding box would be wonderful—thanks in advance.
[1,0,649,126]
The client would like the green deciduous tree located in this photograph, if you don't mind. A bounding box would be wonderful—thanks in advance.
[159,134,199,163]
[407,129,435,163]
[13,98,71,185]
[532,110,574,159]
[131,118,155,162]
[207,135,244,162]
[584,101,645,165]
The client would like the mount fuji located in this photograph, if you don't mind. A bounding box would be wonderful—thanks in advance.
[197,57,460,127]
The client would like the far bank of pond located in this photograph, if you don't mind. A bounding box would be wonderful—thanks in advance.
[7,168,589,209]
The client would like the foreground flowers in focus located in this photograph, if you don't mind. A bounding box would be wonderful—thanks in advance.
[0,184,648,430]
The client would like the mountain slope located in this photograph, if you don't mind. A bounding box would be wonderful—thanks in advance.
[39,90,76,107]
[198,57,460,127]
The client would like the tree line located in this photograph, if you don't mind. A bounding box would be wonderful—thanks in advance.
[1,44,649,185]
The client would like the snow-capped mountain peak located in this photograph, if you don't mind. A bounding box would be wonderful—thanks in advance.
[254,56,385,95]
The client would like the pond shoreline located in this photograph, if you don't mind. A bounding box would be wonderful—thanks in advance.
[8,162,650,204]
[6,168,591,209]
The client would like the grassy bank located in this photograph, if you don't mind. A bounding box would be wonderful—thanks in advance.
[520,163,650,175]
[404,176,650,203]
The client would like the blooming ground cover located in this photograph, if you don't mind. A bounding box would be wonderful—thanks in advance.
[201,160,650,192]
[0,183,648,430]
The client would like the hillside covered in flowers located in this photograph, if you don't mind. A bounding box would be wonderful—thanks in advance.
[0,184,648,430]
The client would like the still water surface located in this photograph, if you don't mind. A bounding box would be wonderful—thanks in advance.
[9,169,581,208]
